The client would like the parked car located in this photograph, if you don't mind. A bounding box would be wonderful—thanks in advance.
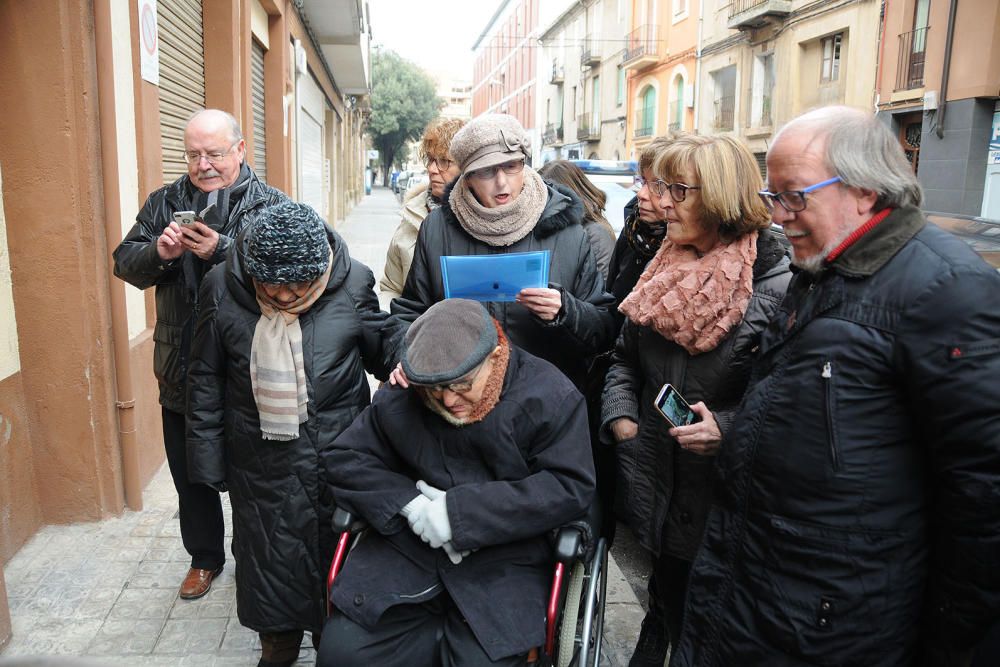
[566,159,637,234]
[925,211,1000,269]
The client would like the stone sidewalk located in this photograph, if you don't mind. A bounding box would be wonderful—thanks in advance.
[0,186,647,666]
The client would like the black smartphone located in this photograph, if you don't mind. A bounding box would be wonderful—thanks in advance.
[653,383,698,428]
[172,210,198,229]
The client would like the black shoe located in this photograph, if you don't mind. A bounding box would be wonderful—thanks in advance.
[629,610,670,667]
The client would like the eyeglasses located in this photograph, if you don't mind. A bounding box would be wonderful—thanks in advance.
[468,159,526,181]
[758,176,842,213]
[426,157,455,172]
[422,361,488,395]
[183,141,240,166]
[654,181,701,203]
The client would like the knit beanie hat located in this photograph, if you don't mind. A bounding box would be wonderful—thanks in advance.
[244,202,330,284]
[450,114,531,175]
[402,299,498,385]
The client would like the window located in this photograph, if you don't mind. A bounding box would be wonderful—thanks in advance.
[636,86,656,137]
[671,75,684,131]
[751,53,775,127]
[711,65,737,132]
[821,33,842,83]
[617,67,626,106]
[674,0,689,20]
[592,76,601,125]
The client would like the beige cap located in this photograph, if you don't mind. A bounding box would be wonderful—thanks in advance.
[449,114,531,175]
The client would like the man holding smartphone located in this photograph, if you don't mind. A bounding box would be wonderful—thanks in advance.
[113,109,287,600]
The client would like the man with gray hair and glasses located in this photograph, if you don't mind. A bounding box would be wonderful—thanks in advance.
[113,109,287,600]
[670,106,1000,666]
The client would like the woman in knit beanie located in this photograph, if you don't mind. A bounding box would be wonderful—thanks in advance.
[185,201,400,667]
[389,113,616,389]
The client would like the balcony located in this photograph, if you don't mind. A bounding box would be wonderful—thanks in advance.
[550,60,565,85]
[623,25,659,70]
[633,110,654,139]
[713,95,735,132]
[895,27,929,91]
[543,122,565,146]
[577,113,601,141]
[727,0,792,30]
[581,37,601,67]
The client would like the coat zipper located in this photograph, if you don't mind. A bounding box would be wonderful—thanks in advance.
[822,361,840,471]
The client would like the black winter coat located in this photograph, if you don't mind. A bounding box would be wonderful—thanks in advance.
[672,208,1000,666]
[185,225,400,634]
[324,346,596,661]
[391,181,617,387]
[113,168,288,412]
[601,230,790,559]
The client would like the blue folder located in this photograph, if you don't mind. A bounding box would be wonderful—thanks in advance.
[440,250,551,302]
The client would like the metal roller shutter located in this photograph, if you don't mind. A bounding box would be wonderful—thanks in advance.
[251,39,267,181]
[158,0,206,186]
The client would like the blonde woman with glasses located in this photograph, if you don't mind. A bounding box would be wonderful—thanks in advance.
[600,134,792,666]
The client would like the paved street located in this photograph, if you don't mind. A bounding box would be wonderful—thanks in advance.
[0,186,650,666]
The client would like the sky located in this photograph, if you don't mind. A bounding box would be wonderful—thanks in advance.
[367,0,500,81]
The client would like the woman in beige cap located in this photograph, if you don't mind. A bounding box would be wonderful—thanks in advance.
[389,113,615,388]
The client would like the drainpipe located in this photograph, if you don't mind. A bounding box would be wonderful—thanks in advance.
[694,0,705,132]
[94,0,143,511]
[873,0,889,113]
[935,0,958,139]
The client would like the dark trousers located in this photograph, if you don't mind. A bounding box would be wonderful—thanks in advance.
[316,594,526,667]
[646,552,692,647]
[162,407,225,570]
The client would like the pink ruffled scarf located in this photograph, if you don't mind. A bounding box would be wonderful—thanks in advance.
[618,231,758,354]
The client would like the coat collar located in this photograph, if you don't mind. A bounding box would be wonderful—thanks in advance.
[827,206,926,278]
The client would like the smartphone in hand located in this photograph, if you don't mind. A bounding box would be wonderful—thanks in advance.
[172,211,198,229]
[653,383,699,428]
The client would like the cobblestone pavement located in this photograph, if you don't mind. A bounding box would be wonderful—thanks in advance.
[0,186,648,666]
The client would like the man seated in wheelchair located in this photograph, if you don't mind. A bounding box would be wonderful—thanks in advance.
[317,298,596,667]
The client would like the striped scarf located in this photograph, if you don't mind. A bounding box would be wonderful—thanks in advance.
[249,251,332,441]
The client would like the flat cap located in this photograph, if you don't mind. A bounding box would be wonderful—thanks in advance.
[402,299,498,385]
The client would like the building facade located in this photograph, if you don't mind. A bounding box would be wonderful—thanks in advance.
[876,0,1000,218]
[694,0,881,172]
[539,0,632,162]
[0,0,370,647]
[623,0,699,160]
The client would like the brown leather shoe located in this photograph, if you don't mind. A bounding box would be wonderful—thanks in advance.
[179,566,223,600]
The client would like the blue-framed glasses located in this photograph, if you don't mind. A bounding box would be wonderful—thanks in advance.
[758,176,842,213]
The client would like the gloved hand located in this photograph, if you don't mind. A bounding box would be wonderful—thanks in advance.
[410,480,452,548]
[441,541,470,565]
[399,493,430,519]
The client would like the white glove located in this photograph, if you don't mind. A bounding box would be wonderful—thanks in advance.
[441,541,470,565]
[410,482,452,548]
[416,480,445,501]
[399,493,430,519]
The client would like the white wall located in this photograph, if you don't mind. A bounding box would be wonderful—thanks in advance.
[0,165,20,381]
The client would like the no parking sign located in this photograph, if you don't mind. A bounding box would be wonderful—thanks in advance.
[138,0,159,85]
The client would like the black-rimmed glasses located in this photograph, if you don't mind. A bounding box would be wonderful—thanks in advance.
[758,176,842,213]
[426,157,455,172]
[654,181,701,203]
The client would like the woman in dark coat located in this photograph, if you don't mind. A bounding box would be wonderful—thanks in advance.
[601,135,791,667]
[390,113,616,389]
[186,201,399,667]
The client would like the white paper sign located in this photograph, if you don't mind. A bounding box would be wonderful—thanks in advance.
[138,0,159,85]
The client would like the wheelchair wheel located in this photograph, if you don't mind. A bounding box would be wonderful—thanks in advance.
[556,562,586,667]
[580,539,608,667]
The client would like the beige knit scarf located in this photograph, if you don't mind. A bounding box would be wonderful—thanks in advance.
[449,167,548,246]
[619,231,758,355]
[249,250,333,441]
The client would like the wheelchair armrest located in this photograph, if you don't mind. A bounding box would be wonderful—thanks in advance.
[332,507,361,533]
[554,521,591,563]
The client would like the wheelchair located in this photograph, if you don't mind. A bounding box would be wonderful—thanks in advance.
[326,506,608,667]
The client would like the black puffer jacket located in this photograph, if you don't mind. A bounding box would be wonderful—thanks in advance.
[391,181,616,387]
[672,208,1000,666]
[325,346,596,661]
[601,230,790,559]
[113,168,287,412]
[185,225,399,634]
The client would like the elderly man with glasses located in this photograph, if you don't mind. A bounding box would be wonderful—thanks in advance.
[670,106,1000,667]
[113,108,287,601]
[318,298,595,666]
